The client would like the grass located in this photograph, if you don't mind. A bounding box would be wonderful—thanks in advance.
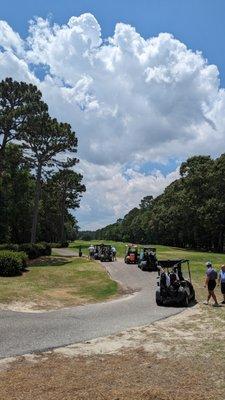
[70,239,128,258]
[71,240,225,300]
[0,256,118,309]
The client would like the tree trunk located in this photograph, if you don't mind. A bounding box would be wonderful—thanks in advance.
[60,192,66,244]
[31,163,42,244]
[218,229,224,253]
[0,132,8,177]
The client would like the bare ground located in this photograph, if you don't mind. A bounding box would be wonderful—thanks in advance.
[1,304,225,400]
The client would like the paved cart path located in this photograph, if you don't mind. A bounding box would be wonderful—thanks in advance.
[0,250,183,359]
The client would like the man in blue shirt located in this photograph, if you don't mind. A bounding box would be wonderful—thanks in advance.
[204,262,219,307]
[218,264,225,304]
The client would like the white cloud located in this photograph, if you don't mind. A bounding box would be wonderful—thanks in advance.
[77,161,179,230]
[0,14,225,228]
[0,21,24,54]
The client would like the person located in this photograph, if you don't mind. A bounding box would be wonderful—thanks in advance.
[218,264,225,304]
[88,245,95,259]
[111,246,117,261]
[204,261,219,307]
[78,245,82,257]
[158,265,170,287]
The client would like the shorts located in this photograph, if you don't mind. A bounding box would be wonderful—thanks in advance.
[208,280,216,291]
[221,282,225,294]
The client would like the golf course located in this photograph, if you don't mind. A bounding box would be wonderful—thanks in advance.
[1,2,225,399]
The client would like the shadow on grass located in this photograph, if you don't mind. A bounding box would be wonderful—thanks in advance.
[29,257,71,268]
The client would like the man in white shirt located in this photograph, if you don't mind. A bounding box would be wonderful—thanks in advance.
[111,246,117,261]
[88,245,95,259]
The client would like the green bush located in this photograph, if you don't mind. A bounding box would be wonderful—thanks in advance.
[0,250,27,277]
[51,242,69,248]
[0,243,52,259]
[0,243,19,251]
[18,243,38,259]
[38,242,51,256]
[18,243,52,259]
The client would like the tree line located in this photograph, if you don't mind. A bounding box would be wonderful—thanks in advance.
[91,155,225,253]
[0,78,85,244]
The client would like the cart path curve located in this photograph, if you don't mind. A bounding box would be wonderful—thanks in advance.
[0,250,183,359]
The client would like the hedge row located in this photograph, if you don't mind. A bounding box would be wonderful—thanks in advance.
[0,250,27,277]
[50,242,69,248]
[0,242,52,259]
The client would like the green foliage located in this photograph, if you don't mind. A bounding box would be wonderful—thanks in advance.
[18,243,52,259]
[0,243,19,251]
[51,242,69,248]
[0,78,85,245]
[0,144,35,243]
[0,250,27,277]
[21,109,79,243]
[93,154,225,253]
[0,77,45,174]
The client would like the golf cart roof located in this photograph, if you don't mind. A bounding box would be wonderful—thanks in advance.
[141,247,156,252]
[158,259,189,268]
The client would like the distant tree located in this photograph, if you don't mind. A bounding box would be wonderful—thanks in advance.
[139,195,153,210]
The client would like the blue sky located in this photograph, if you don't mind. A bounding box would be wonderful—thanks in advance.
[2,0,225,85]
[1,1,225,229]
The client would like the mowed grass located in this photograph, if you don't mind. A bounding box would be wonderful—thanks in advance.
[70,240,130,258]
[71,240,225,300]
[0,256,118,309]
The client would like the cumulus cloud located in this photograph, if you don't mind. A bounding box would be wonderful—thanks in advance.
[77,161,179,230]
[0,14,225,228]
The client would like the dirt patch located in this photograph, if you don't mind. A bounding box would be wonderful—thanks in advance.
[1,305,225,399]
[0,301,45,313]
[52,305,210,359]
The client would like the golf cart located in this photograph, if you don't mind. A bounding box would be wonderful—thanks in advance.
[93,244,114,262]
[155,259,195,307]
[124,245,139,264]
[138,247,158,271]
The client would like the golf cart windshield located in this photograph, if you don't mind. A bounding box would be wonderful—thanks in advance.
[158,259,191,282]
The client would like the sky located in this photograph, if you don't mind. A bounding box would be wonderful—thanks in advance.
[1,0,225,229]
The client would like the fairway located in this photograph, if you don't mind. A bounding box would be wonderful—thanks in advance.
[70,240,225,300]
[0,256,118,310]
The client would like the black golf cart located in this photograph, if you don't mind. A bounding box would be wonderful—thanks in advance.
[155,259,195,307]
[138,247,158,271]
[124,245,139,264]
[93,244,113,262]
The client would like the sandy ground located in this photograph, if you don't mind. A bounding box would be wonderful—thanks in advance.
[1,304,225,400]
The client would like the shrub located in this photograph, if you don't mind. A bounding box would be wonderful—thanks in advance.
[0,243,52,260]
[18,243,52,259]
[38,242,51,256]
[18,243,38,259]
[61,241,69,248]
[0,243,19,251]
[0,250,27,277]
[51,242,69,248]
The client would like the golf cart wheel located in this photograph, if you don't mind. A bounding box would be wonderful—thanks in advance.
[183,293,189,307]
[156,294,163,306]
[156,298,163,306]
